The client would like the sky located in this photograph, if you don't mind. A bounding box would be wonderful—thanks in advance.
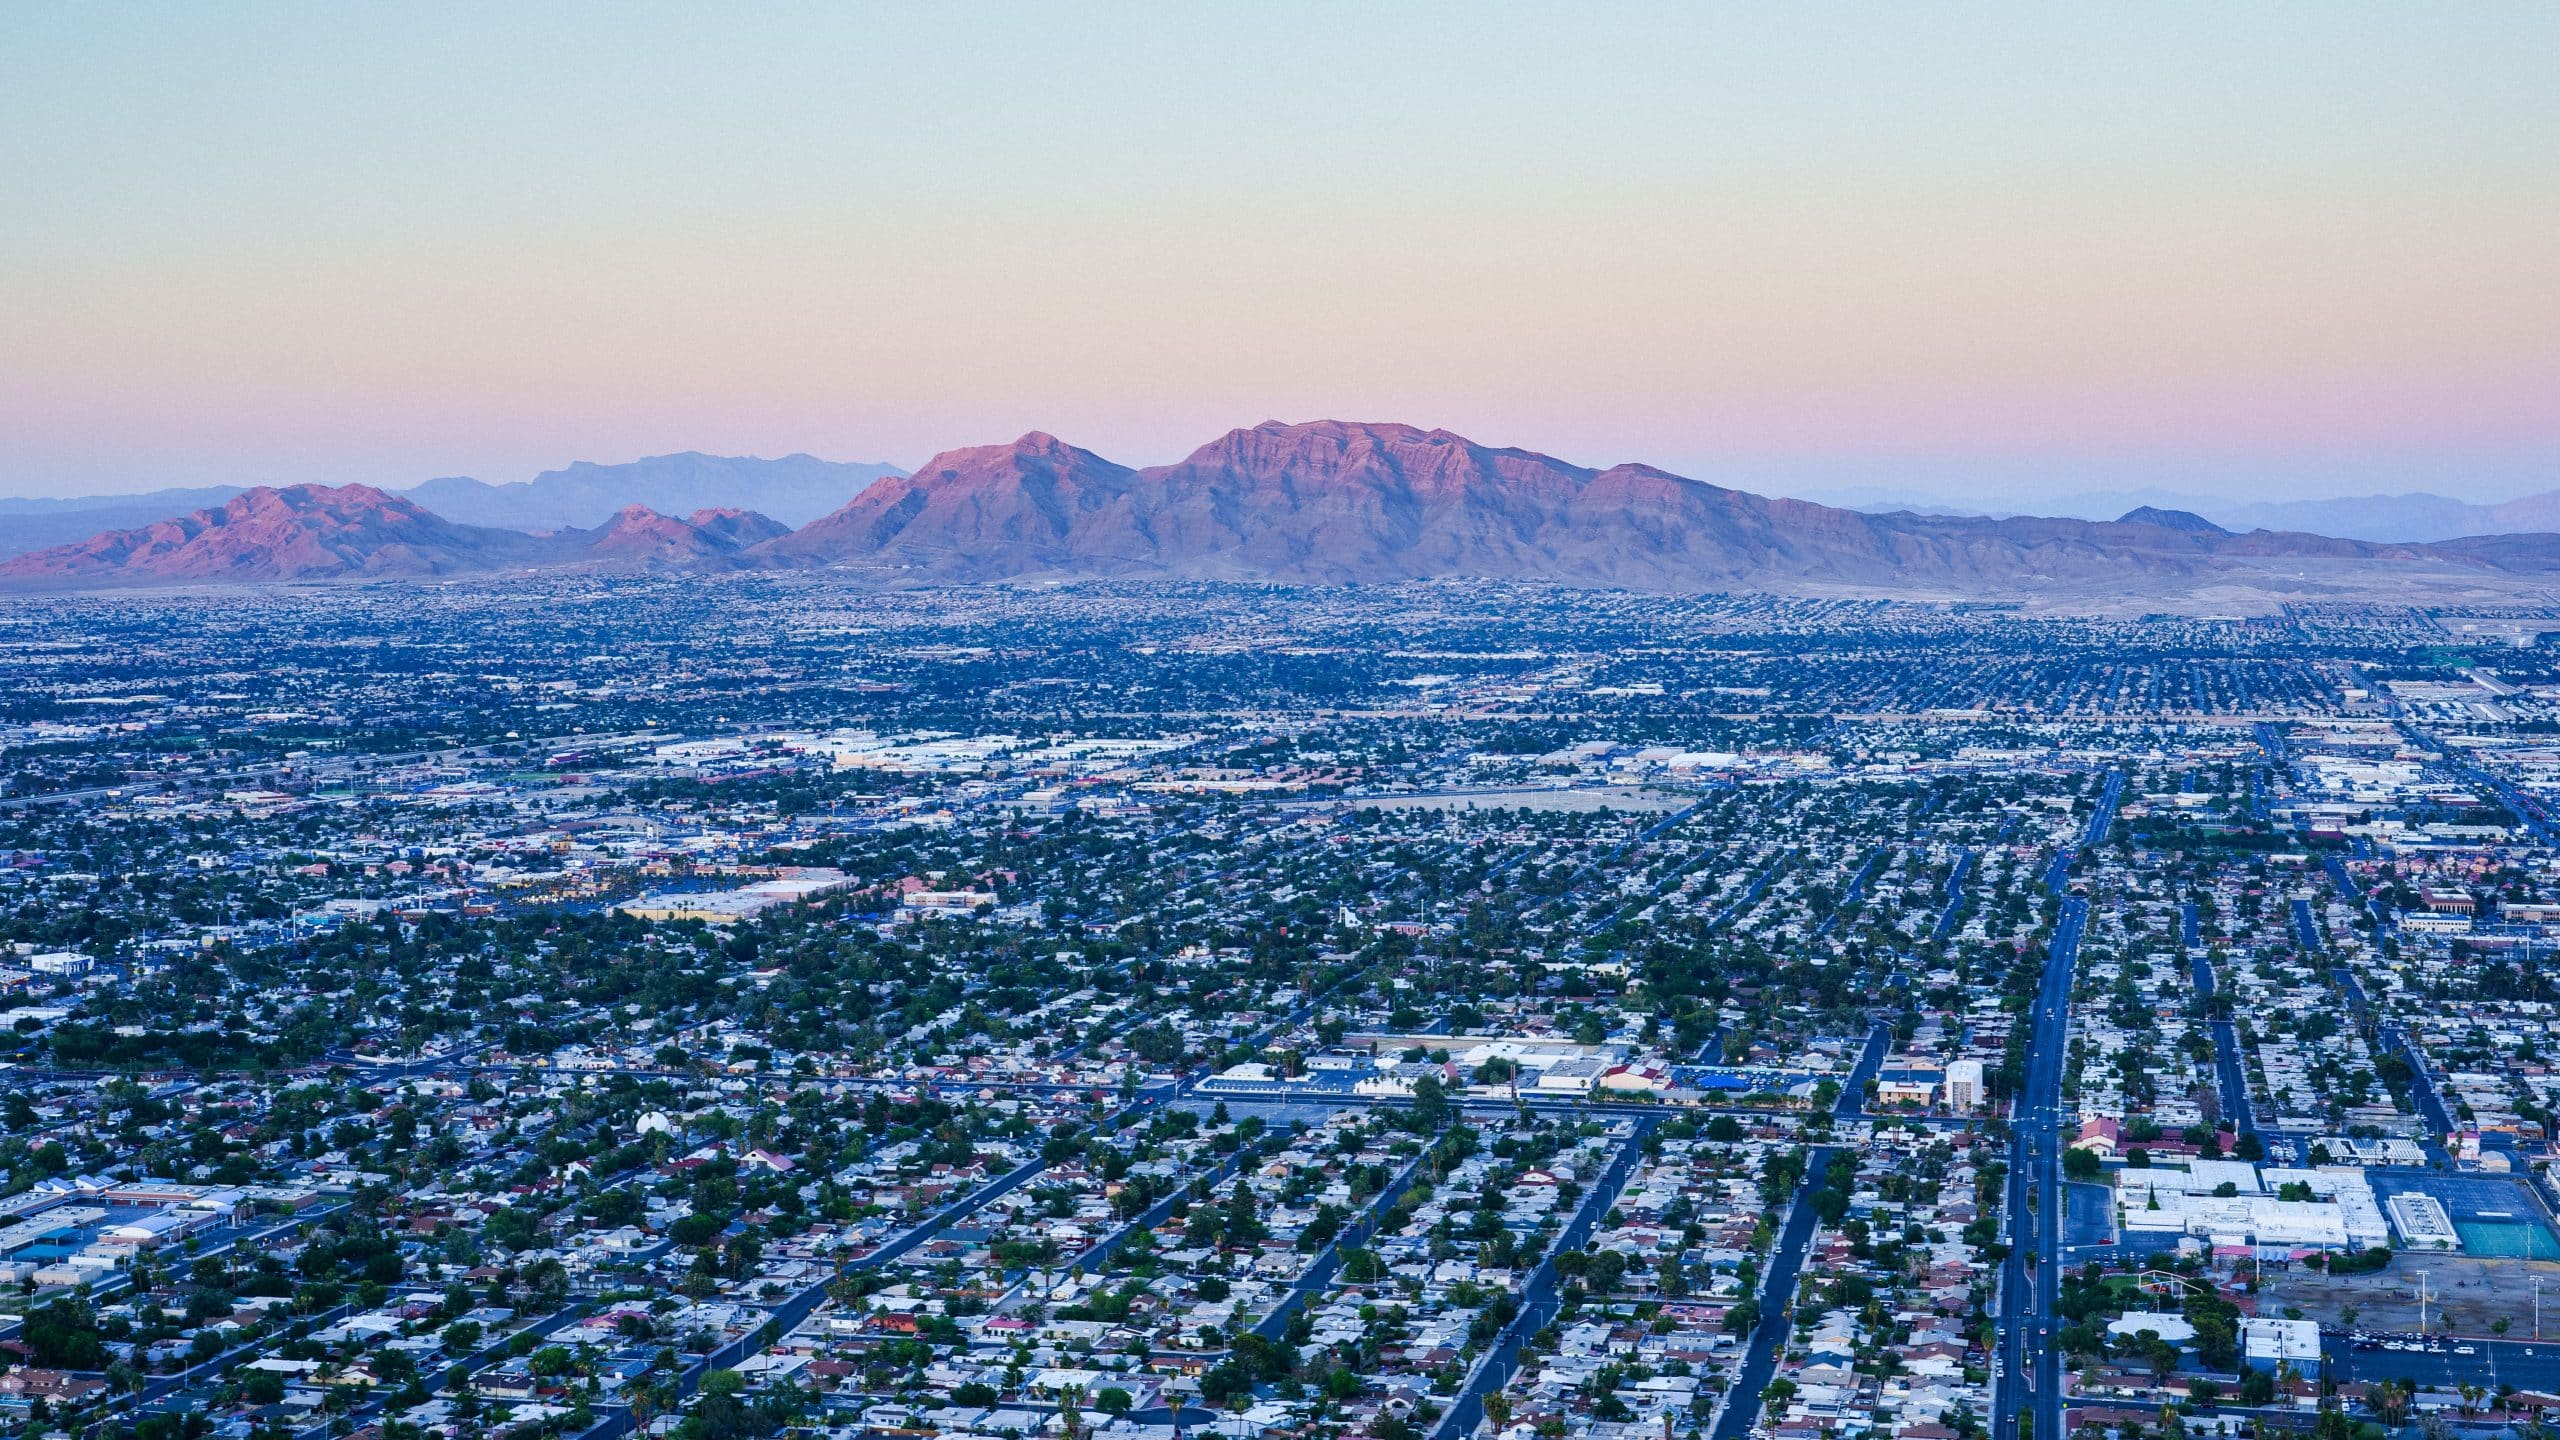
[3,4,2556,506]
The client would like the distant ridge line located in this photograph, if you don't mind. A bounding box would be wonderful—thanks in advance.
[5,420,2559,604]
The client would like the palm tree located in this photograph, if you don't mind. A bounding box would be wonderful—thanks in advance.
[1060,1383,1087,1440]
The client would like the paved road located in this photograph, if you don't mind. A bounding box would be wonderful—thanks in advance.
[1702,1033,1886,1440]
[1430,1116,1659,1440]
[652,1098,1174,1415]
[1830,1023,1891,1123]
[552,1099,1171,1440]
[1558,799,1712,940]
[2375,1024,2454,1163]
[1933,848,1975,940]
[1250,1145,1434,1342]
[0,730,677,813]
[1582,828,1722,938]
[2255,722,2288,766]
[2084,770,2125,849]
[1066,1145,1256,1283]
[2323,1334,2560,1392]
[135,1302,355,1411]
[1996,897,2085,1440]
[0,1200,350,1342]
[2396,720,2560,846]
[1691,1022,1731,1067]
[1706,850,1791,932]
[560,961,1365,1425]
[283,1301,596,1438]
[1814,847,1887,938]
[2038,771,2123,900]
[2184,928,2253,1137]
[2290,898,2323,955]
[1706,1144,1838,1440]
[2321,855,2387,928]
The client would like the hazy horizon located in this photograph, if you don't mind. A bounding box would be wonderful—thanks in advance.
[5,432,2551,518]
[5,4,2555,506]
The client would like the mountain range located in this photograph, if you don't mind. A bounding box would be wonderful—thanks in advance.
[3,421,2555,605]
[0,485,257,560]
[0,486,793,585]
[2204,490,2560,544]
[0,452,902,560]
[400,452,902,532]
[1821,485,2560,542]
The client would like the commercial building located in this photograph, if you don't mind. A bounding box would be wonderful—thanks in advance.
[1943,1058,1986,1111]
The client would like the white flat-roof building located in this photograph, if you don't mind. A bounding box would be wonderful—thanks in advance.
[2243,1317,2324,1365]
[2386,1192,2459,1250]
[1533,1056,1610,1094]
[2108,1312,2197,1345]
[2117,1161,2387,1252]
[2313,1136,2428,1167]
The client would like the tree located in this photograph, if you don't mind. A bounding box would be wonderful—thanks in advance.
[483,1205,539,1252]
[24,1297,104,1369]
[2191,1312,2238,1372]
[1200,1360,1255,1409]
[2062,1147,2101,1181]
[242,1370,288,1405]
[679,1369,766,1440]
[1657,1253,1690,1298]
[1409,1074,1451,1130]
[1587,1250,1627,1294]
[670,1212,725,1247]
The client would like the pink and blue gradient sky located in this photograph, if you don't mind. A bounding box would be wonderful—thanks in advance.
[3,3,2555,504]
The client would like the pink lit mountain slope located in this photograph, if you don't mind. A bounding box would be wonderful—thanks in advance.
[10,425,2558,600]
[564,505,791,568]
[749,420,2553,594]
[0,486,790,586]
[0,484,560,584]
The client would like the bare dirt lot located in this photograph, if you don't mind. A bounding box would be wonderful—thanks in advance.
[2261,1253,2560,1338]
